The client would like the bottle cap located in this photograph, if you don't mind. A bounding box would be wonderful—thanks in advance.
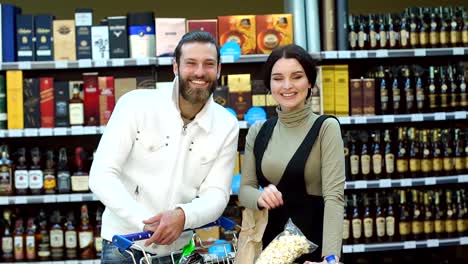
[325,255,337,264]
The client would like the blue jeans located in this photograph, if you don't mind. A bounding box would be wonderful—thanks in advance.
[101,239,180,264]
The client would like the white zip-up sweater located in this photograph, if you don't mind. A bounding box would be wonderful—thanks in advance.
[89,78,239,254]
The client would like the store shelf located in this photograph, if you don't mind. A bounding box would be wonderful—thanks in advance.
[16,260,100,264]
[0,126,105,138]
[337,111,468,125]
[345,175,468,190]
[321,47,467,60]
[0,58,158,70]
[343,236,468,253]
[0,193,98,205]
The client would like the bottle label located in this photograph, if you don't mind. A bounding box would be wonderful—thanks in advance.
[400,30,408,47]
[14,236,24,260]
[26,235,36,259]
[440,31,449,44]
[65,231,77,248]
[79,231,93,248]
[386,216,395,236]
[450,31,459,44]
[446,219,456,233]
[412,221,423,235]
[372,154,382,174]
[343,220,350,240]
[44,173,57,190]
[455,157,464,170]
[397,159,408,173]
[361,155,371,175]
[433,158,443,171]
[370,31,378,48]
[29,170,44,189]
[399,222,411,235]
[350,155,359,175]
[435,220,445,233]
[95,237,103,253]
[420,32,428,45]
[410,31,419,46]
[363,218,373,238]
[0,167,13,193]
[352,219,362,239]
[385,154,395,173]
[424,220,434,234]
[410,159,421,172]
[14,170,29,189]
[349,32,357,49]
[443,158,453,171]
[376,217,385,237]
[462,30,468,44]
[50,230,64,247]
[457,219,465,233]
[429,31,439,45]
[421,159,433,172]
[57,171,71,192]
[358,32,366,48]
[2,237,13,253]
[389,31,397,47]
[379,31,388,47]
[69,103,84,125]
[71,175,90,192]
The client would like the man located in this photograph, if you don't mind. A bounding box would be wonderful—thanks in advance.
[89,31,239,264]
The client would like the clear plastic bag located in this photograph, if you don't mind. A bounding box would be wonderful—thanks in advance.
[255,218,318,264]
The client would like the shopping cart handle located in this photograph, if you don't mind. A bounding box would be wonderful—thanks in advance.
[203,216,238,231]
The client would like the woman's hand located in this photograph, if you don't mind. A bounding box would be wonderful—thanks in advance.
[257,184,284,209]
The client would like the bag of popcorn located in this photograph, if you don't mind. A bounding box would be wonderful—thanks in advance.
[255,218,318,264]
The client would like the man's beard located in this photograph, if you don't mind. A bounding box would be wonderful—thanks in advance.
[179,72,217,104]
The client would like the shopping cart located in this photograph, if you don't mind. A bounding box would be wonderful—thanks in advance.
[112,216,239,264]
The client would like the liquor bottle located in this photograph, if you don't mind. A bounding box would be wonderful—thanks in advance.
[94,207,103,258]
[69,82,85,126]
[423,191,434,239]
[71,147,89,193]
[44,150,57,194]
[375,192,386,242]
[357,15,368,50]
[411,190,423,240]
[434,191,446,238]
[415,72,425,113]
[409,9,420,48]
[386,193,396,242]
[363,194,374,243]
[456,190,466,236]
[368,15,378,49]
[439,7,450,48]
[361,137,371,180]
[350,138,360,181]
[432,130,443,176]
[64,211,78,260]
[343,132,351,181]
[0,145,14,195]
[349,15,358,50]
[403,67,415,114]
[384,130,395,179]
[399,11,410,49]
[391,76,401,114]
[351,194,362,244]
[445,190,457,238]
[78,204,95,259]
[388,14,398,49]
[448,65,459,110]
[14,148,29,195]
[13,218,25,261]
[372,132,383,179]
[2,210,14,261]
[399,190,411,241]
[396,127,409,179]
[29,147,44,195]
[442,129,454,176]
[57,148,71,194]
[377,66,390,115]
[409,128,421,178]
[428,66,439,112]
[379,15,388,49]
[429,8,440,48]
[454,129,465,174]
[463,9,468,46]
[343,196,351,245]
[50,210,64,260]
[25,217,36,261]
[419,8,430,48]
[459,70,467,110]
[439,66,449,112]
[449,8,460,47]
[421,130,433,177]
[36,209,51,261]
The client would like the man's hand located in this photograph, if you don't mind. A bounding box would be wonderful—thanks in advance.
[143,208,186,246]
[257,184,283,209]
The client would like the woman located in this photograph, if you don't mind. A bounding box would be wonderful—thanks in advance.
[238,44,345,264]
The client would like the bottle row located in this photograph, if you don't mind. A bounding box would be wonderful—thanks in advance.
[0,145,92,196]
[343,187,468,245]
[0,203,102,262]
[348,6,468,50]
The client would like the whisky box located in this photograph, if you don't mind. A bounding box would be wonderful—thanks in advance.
[128,12,155,58]
[39,77,54,127]
[155,18,186,56]
[136,76,157,89]
[350,78,363,116]
[321,0,336,51]
[23,78,40,128]
[334,65,349,116]
[82,72,99,126]
[6,70,24,129]
[91,25,110,60]
[34,15,54,61]
[227,74,251,93]
[114,78,136,102]
[218,15,256,55]
[321,65,335,115]
[256,14,293,54]
[251,79,267,107]
[186,19,218,41]
[54,81,70,127]
[108,16,129,58]
[75,9,92,59]
[213,84,229,107]
[2,4,21,62]
[68,80,83,100]
[98,76,115,125]
[229,92,252,120]
[0,75,6,129]
[53,20,77,61]
[362,78,375,116]
[16,14,35,61]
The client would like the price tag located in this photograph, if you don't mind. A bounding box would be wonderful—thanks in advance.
[427,239,439,247]
[78,59,92,68]
[54,127,67,136]
[434,112,446,120]
[18,61,31,69]
[338,51,351,58]
[352,244,365,253]
[460,237,468,245]
[71,126,84,135]
[0,130,6,138]
[355,181,367,189]
[136,57,150,65]
[453,48,464,55]
[324,51,338,59]
[356,50,368,58]
[70,194,83,202]
[112,59,125,67]
[0,197,8,205]
[354,116,367,124]
[425,177,436,185]
[455,111,466,119]
[24,128,38,137]
[39,128,53,136]
[54,60,68,68]
[401,179,412,187]
[376,50,389,57]
[158,57,173,65]
[459,175,468,183]
[84,126,97,135]
[382,115,394,123]
[94,59,107,67]
[56,195,70,202]
[342,245,353,253]
[15,196,27,204]
[8,129,23,137]
[379,179,392,188]
[415,49,426,56]
[338,116,351,124]
[221,55,235,63]
[411,114,423,122]
[43,195,56,203]
[99,126,107,134]
[404,241,416,249]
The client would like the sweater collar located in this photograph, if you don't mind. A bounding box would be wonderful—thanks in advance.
[276,99,312,128]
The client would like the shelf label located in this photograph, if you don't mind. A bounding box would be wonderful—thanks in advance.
[455,111,466,119]
[338,116,351,124]
[18,61,31,69]
[453,48,464,55]
[24,128,38,137]
[355,181,367,189]
[356,50,368,58]
[459,175,468,183]
[352,244,365,253]
[342,245,353,253]
[39,128,53,136]
[324,51,338,59]
[84,126,97,135]
[56,195,70,202]
[383,115,394,123]
[404,241,416,249]
[401,179,412,187]
[136,57,150,66]
[99,126,107,134]
[0,197,8,205]
[94,60,107,67]
[338,51,351,58]
[376,50,389,57]
[55,60,68,68]
[411,114,423,122]
[379,179,392,188]
[43,195,56,203]
[460,237,468,245]
[425,177,436,185]
[354,116,366,124]
[415,49,426,56]
[71,126,84,135]
[8,129,23,137]
[427,239,439,247]
[158,57,173,65]
[220,55,235,63]
[112,59,125,67]
[78,59,92,68]
[54,127,68,136]
[434,112,446,120]
[15,196,27,204]
[70,194,83,202]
